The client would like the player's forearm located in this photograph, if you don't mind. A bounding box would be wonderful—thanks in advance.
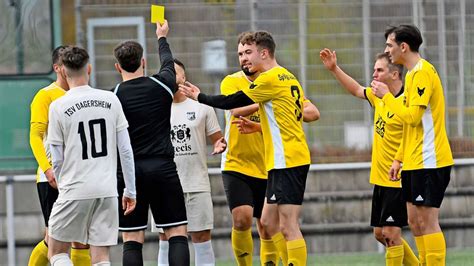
[117,129,136,199]
[231,104,259,118]
[50,144,64,178]
[383,94,425,126]
[198,91,255,110]
[303,101,320,122]
[30,122,51,171]
[332,66,365,99]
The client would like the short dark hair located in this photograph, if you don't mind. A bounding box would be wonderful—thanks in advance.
[375,53,403,79]
[52,45,68,65]
[113,41,144,72]
[238,31,276,58]
[173,58,185,71]
[384,24,423,52]
[61,46,89,71]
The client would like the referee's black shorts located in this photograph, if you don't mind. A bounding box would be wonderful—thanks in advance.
[118,156,187,231]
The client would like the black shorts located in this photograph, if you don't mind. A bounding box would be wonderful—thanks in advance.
[266,165,309,205]
[370,185,408,228]
[222,171,267,218]
[401,166,451,208]
[118,157,187,231]
[37,182,59,227]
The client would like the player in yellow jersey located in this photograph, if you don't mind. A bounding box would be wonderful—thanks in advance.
[320,50,419,266]
[29,46,91,265]
[372,24,454,266]
[221,64,318,265]
[181,31,311,266]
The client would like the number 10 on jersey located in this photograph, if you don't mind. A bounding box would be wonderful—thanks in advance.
[77,118,108,160]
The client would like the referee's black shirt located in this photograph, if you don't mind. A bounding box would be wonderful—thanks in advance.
[115,37,176,159]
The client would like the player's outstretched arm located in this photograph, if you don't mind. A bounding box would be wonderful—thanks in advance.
[154,20,176,91]
[320,48,365,99]
[180,81,255,110]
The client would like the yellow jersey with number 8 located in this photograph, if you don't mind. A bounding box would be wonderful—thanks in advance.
[242,66,310,171]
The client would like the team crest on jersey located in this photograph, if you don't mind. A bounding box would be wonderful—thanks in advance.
[170,124,191,144]
[249,83,257,90]
[375,115,386,138]
[186,112,196,121]
[417,87,425,96]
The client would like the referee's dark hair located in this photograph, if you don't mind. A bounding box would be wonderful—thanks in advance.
[385,24,423,52]
[114,41,144,73]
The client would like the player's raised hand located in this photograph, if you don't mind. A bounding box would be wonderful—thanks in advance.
[122,196,136,216]
[156,19,169,39]
[231,116,261,134]
[211,137,227,155]
[371,80,390,98]
[179,81,201,101]
[319,48,337,71]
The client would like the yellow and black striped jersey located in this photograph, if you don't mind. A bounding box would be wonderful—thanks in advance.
[29,82,66,182]
[242,66,311,171]
[220,71,267,179]
[365,87,404,187]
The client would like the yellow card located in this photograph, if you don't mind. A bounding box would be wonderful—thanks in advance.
[151,5,165,24]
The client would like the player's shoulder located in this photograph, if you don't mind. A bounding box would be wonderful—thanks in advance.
[412,59,437,77]
[258,66,296,84]
[223,71,246,82]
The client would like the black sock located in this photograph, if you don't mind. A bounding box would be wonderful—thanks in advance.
[168,236,190,266]
[123,241,143,266]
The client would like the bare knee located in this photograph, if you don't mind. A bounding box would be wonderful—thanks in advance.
[382,227,402,247]
[232,206,253,230]
[122,230,145,243]
[373,228,385,245]
[164,225,188,239]
[71,242,89,249]
[190,230,211,243]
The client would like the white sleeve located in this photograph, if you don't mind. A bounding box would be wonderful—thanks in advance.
[205,105,221,136]
[50,144,64,180]
[117,129,136,199]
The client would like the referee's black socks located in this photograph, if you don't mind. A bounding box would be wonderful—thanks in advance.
[123,241,143,266]
[169,236,190,266]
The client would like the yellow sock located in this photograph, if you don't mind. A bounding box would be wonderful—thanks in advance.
[260,238,278,266]
[28,240,49,266]
[385,245,404,266]
[415,235,426,265]
[401,238,420,266]
[71,247,91,266]
[424,232,446,266]
[287,238,307,266]
[232,228,253,266]
[271,232,288,265]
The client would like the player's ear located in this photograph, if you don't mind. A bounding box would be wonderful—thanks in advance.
[141,57,146,68]
[114,63,122,74]
[400,42,408,53]
[87,64,92,76]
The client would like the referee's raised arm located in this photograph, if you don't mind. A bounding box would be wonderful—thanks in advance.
[153,20,176,92]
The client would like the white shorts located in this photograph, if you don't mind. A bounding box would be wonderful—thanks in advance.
[48,197,118,246]
[152,191,213,233]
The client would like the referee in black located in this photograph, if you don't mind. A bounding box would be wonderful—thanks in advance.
[113,20,189,266]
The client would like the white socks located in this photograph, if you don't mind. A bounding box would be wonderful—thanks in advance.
[158,240,169,265]
[50,253,73,266]
[92,262,110,266]
[193,240,215,266]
